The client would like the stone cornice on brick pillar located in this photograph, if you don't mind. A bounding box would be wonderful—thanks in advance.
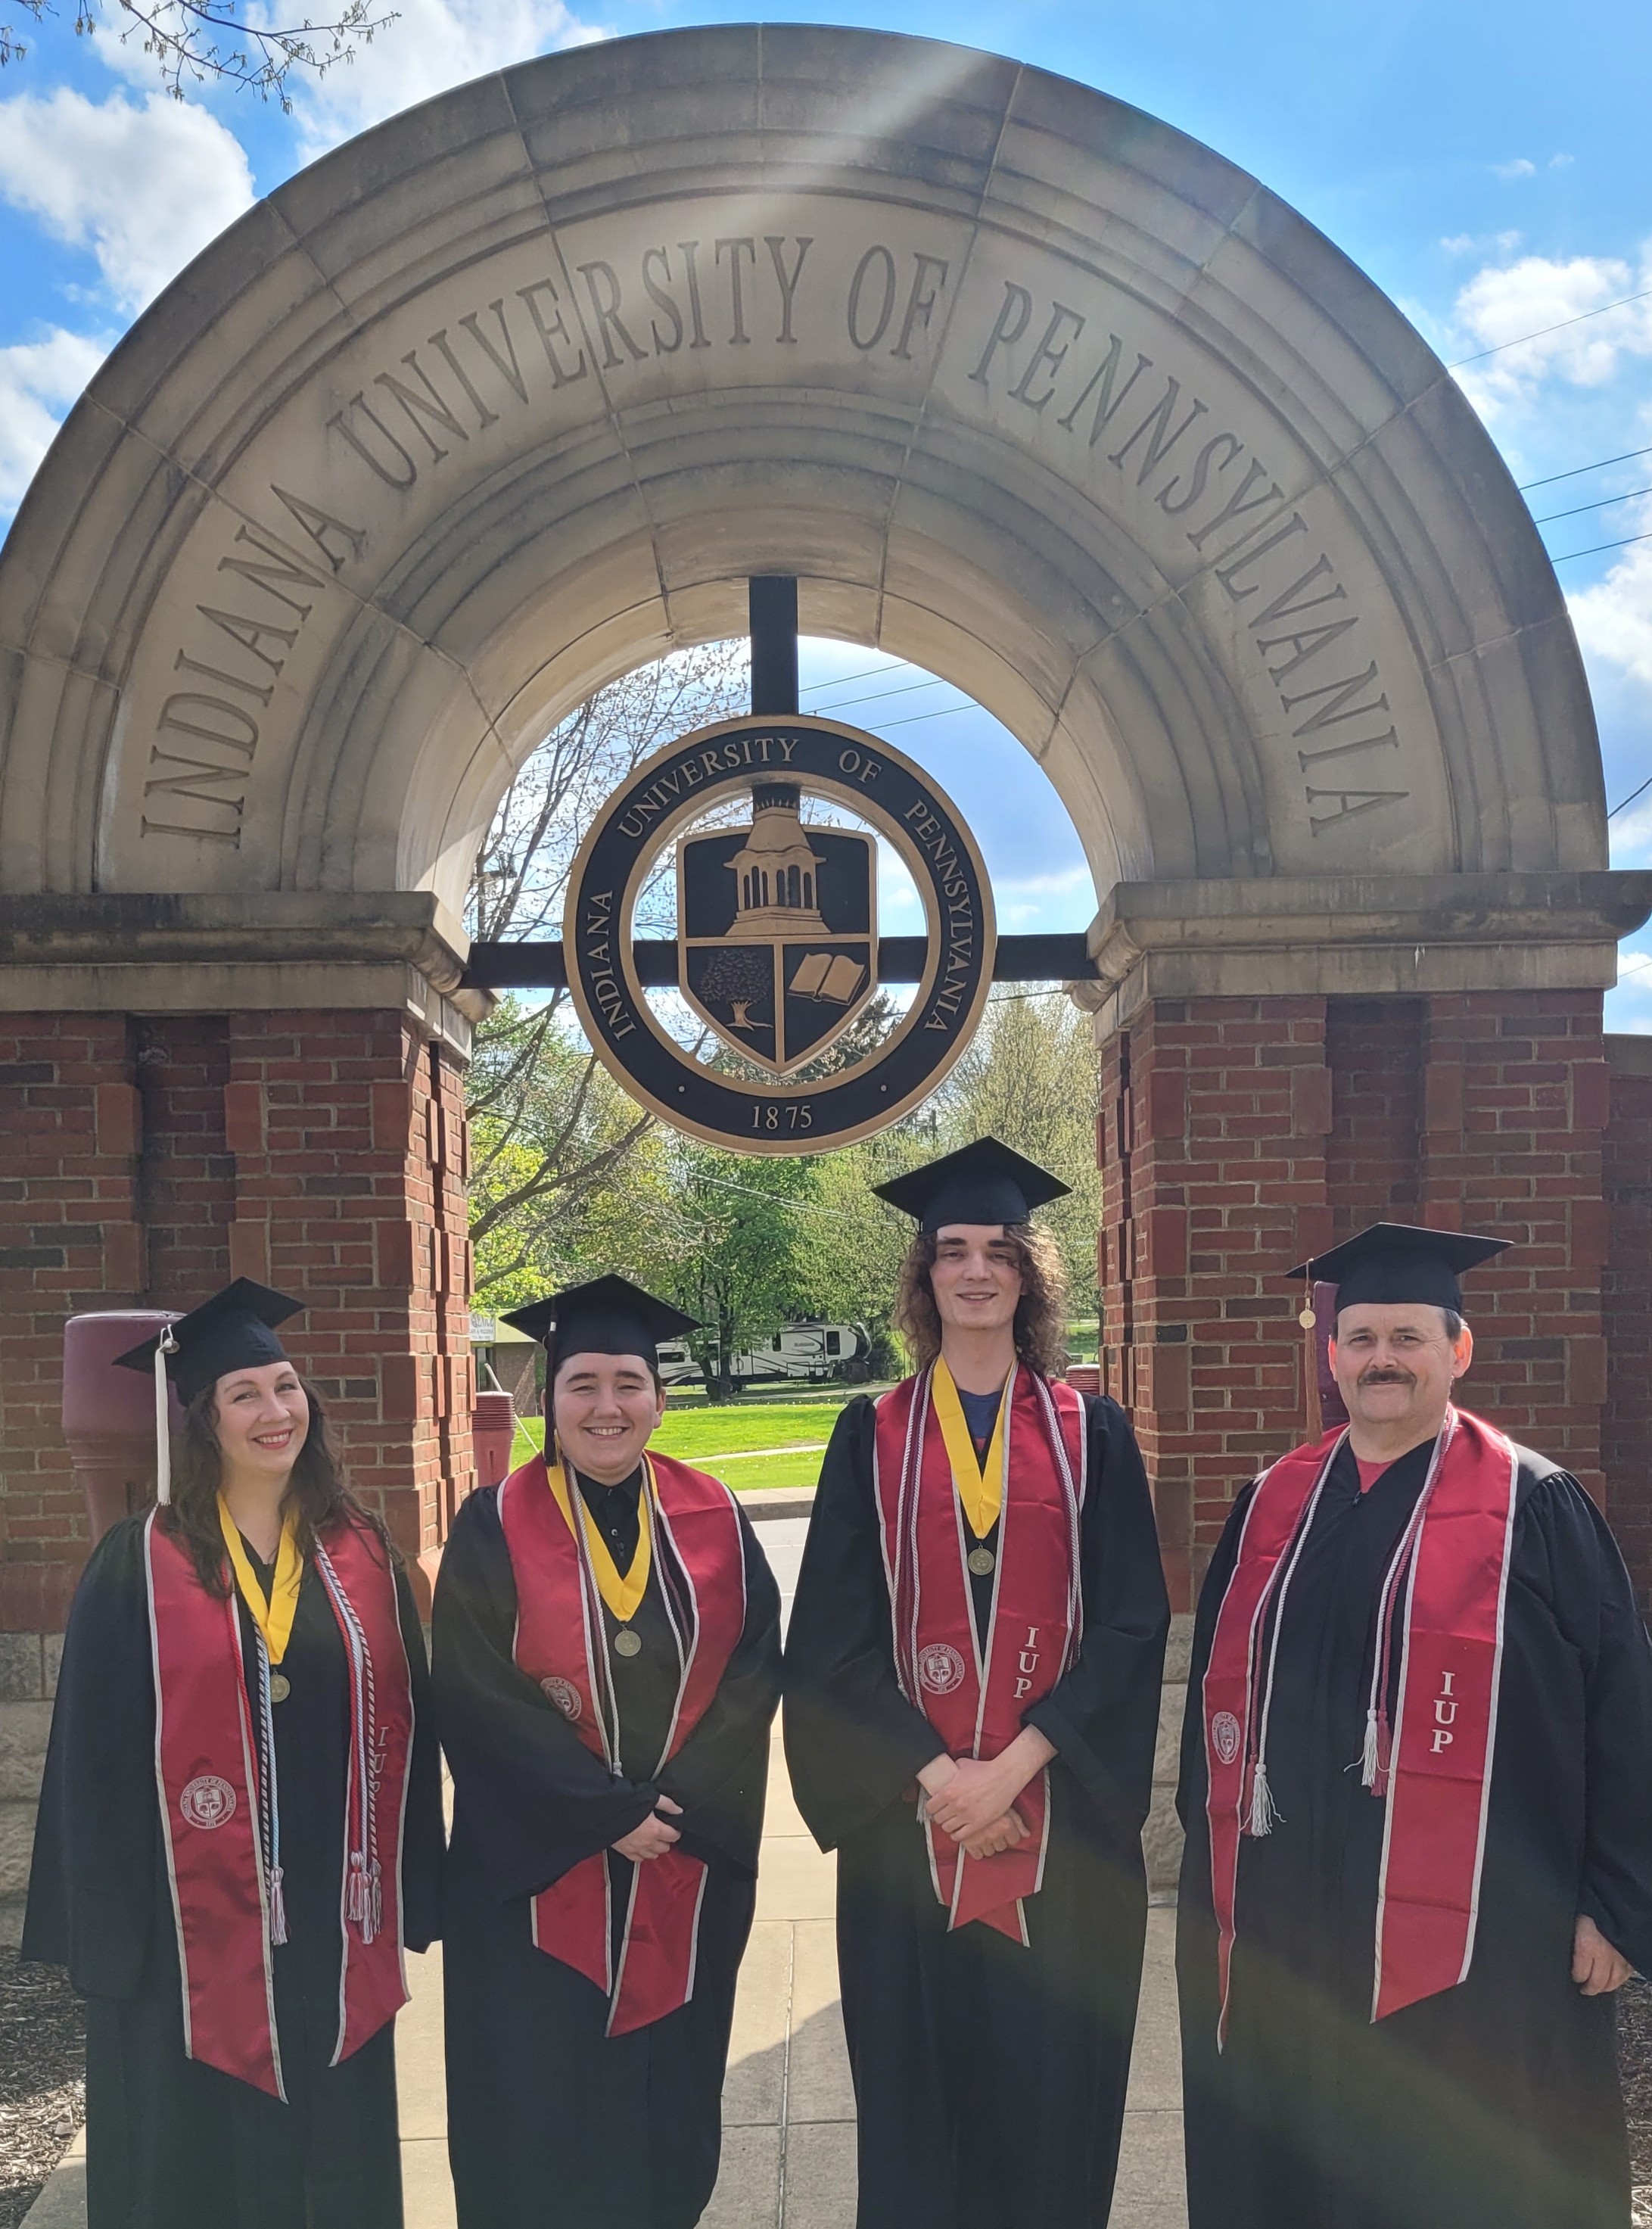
[0,893,487,1043]
[1075,873,1652,1035]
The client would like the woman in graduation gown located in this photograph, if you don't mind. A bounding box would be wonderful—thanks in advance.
[22,1278,444,2229]
[1176,1224,1652,2229]
[432,1276,782,2229]
[784,1139,1171,2229]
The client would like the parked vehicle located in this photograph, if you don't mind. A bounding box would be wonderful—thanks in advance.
[655,1319,873,1389]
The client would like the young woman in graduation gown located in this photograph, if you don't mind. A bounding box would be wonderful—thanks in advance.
[784,1140,1171,2229]
[22,1279,445,2229]
[432,1277,782,2229]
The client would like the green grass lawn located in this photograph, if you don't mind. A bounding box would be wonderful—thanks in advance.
[507,1394,866,1488]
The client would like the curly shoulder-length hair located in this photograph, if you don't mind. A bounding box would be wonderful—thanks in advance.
[160,1374,396,1598]
[893,1222,1071,1378]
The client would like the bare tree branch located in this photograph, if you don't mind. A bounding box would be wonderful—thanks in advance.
[2,0,394,101]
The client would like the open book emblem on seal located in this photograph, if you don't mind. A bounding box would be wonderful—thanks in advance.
[179,1773,237,1830]
[679,780,876,1077]
[1211,1711,1243,1767]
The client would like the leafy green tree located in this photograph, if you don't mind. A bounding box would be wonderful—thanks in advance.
[661,1145,826,1397]
[937,988,1102,1324]
[465,645,747,1307]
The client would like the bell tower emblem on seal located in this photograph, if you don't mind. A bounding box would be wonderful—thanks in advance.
[678,780,876,1076]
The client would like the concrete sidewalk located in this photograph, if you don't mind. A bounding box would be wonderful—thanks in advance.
[24,1514,1187,2226]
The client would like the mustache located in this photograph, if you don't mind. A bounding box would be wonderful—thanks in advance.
[1357,1366,1416,1387]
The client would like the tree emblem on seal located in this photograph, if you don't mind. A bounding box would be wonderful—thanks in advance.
[563,717,995,1155]
[179,1773,238,1829]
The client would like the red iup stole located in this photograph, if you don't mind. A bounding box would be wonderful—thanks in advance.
[498,1452,746,2035]
[145,1511,413,2100]
[873,1366,1085,1944]
[1202,1406,1518,2044]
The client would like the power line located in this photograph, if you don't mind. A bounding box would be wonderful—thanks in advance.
[1548,527,1652,566]
[876,701,978,731]
[1609,774,1652,820]
[1533,481,1652,526]
[799,660,911,696]
[807,674,952,713]
[1447,285,1652,369]
[1520,444,1652,492]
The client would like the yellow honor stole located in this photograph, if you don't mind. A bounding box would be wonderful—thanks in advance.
[931,1357,1013,1540]
[546,1454,654,1628]
[217,1499,303,1665]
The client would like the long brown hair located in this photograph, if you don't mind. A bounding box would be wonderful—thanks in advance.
[893,1222,1071,1378]
[162,1373,395,1597]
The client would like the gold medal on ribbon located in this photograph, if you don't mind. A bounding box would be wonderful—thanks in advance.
[269,1672,292,1703]
[613,1629,643,1659]
[967,1546,997,1577]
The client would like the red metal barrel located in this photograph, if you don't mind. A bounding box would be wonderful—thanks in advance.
[472,1389,517,1490]
[62,1310,183,1544]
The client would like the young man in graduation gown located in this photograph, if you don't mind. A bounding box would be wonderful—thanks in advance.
[784,1138,1171,2229]
[23,1280,444,2229]
[1177,1222,1652,2229]
[432,1276,782,2229]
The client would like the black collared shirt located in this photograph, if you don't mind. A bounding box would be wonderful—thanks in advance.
[574,1463,644,1576]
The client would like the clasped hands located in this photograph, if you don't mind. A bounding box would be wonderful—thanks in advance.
[916,1726,1058,1861]
[612,1793,683,1862]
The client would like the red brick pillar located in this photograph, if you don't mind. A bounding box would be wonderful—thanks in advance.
[0,1016,142,1633]
[1099,996,1332,1609]
[1097,988,1613,1603]
[0,1005,476,1633]
[224,1011,476,1604]
[1604,1036,1652,1602]
[1416,993,1606,1497]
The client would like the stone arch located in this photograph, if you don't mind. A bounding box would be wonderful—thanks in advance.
[0,22,1611,932]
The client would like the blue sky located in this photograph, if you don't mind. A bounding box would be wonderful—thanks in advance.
[4,0,1651,1019]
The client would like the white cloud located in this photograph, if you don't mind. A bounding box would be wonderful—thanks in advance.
[0,88,255,312]
[1492,157,1537,179]
[1440,229,1522,260]
[1607,947,1652,1035]
[1451,247,1652,418]
[1570,499,1652,693]
[0,327,110,521]
[278,0,608,160]
[1550,153,1575,170]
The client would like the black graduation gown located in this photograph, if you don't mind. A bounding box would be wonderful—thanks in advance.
[782,1389,1171,2229]
[432,1474,782,2229]
[1176,1437,1652,2229]
[21,1514,445,2229]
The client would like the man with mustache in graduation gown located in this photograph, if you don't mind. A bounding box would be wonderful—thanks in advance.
[1177,1222,1652,2229]
[433,1277,782,2229]
[785,1139,1171,2229]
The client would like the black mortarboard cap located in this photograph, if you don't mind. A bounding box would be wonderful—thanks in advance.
[502,1275,699,1373]
[1289,1222,1510,1316]
[873,1136,1070,1234]
[113,1278,303,1403]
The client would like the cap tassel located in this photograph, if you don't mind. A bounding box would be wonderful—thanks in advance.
[1247,1757,1278,1838]
[154,1325,179,1505]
